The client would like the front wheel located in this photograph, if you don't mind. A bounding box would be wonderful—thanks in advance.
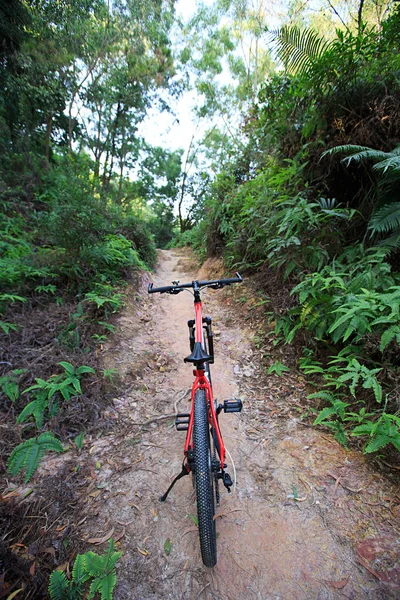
[193,389,217,567]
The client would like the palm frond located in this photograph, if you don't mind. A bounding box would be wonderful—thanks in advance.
[373,155,400,174]
[321,145,388,164]
[369,203,400,235]
[270,25,332,75]
[322,145,400,170]
[377,229,400,249]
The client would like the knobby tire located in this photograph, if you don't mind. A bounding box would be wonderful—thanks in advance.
[193,389,217,567]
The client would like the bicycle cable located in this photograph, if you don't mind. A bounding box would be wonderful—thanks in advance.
[225,446,237,493]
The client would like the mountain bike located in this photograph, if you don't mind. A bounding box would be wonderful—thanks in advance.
[148,274,243,567]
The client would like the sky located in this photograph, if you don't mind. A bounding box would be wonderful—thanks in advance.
[137,1,215,157]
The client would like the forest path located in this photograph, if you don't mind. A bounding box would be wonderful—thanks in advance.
[92,249,399,600]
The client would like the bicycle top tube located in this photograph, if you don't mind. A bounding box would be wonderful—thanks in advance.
[148,273,243,295]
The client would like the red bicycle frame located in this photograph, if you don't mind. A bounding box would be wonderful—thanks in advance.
[184,301,226,470]
[148,273,243,505]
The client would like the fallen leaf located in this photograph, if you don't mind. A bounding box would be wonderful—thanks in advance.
[164,538,171,556]
[213,513,227,521]
[182,527,198,537]
[87,527,114,545]
[55,562,69,573]
[42,547,56,559]
[137,547,148,556]
[324,577,349,589]
[6,588,24,600]
[88,490,101,498]
[29,561,35,576]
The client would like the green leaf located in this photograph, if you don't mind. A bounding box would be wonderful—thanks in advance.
[313,406,336,425]
[100,573,117,600]
[48,571,70,600]
[76,365,95,375]
[75,433,85,450]
[58,361,75,375]
[380,325,400,351]
[267,362,291,376]
[164,538,172,556]
[7,433,64,482]
[0,321,19,334]
[72,554,90,585]
[188,514,198,526]
[363,434,392,453]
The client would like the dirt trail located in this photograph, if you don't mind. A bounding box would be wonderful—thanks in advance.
[90,249,399,600]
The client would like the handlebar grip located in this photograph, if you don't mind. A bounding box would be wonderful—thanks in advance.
[148,283,174,294]
[217,272,243,284]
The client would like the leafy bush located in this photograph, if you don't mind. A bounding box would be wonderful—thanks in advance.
[169,223,209,261]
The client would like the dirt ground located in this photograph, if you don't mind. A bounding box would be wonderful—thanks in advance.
[82,249,399,600]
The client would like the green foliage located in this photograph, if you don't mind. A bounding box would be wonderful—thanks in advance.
[169,223,208,261]
[322,144,400,247]
[267,362,290,376]
[299,347,400,453]
[270,25,333,75]
[84,284,124,317]
[7,432,64,482]
[74,432,85,450]
[0,321,19,334]
[0,369,26,402]
[17,362,95,428]
[278,245,400,345]
[352,413,400,453]
[48,540,122,600]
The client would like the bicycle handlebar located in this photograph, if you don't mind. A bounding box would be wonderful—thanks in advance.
[148,273,243,295]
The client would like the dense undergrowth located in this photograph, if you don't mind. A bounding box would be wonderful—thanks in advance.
[176,9,400,458]
[0,1,178,597]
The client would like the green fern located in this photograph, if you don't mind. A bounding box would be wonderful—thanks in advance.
[351,413,400,453]
[0,369,25,402]
[48,571,76,600]
[7,432,64,482]
[17,395,48,428]
[17,362,95,427]
[49,540,122,600]
[0,321,19,334]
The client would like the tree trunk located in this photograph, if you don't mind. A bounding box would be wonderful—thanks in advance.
[357,0,365,32]
[45,113,53,168]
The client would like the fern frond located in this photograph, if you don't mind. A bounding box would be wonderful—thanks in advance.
[16,397,47,427]
[48,571,70,600]
[363,434,392,453]
[100,573,117,600]
[7,433,64,482]
[72,554,91,585]
[84,552,107,578]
